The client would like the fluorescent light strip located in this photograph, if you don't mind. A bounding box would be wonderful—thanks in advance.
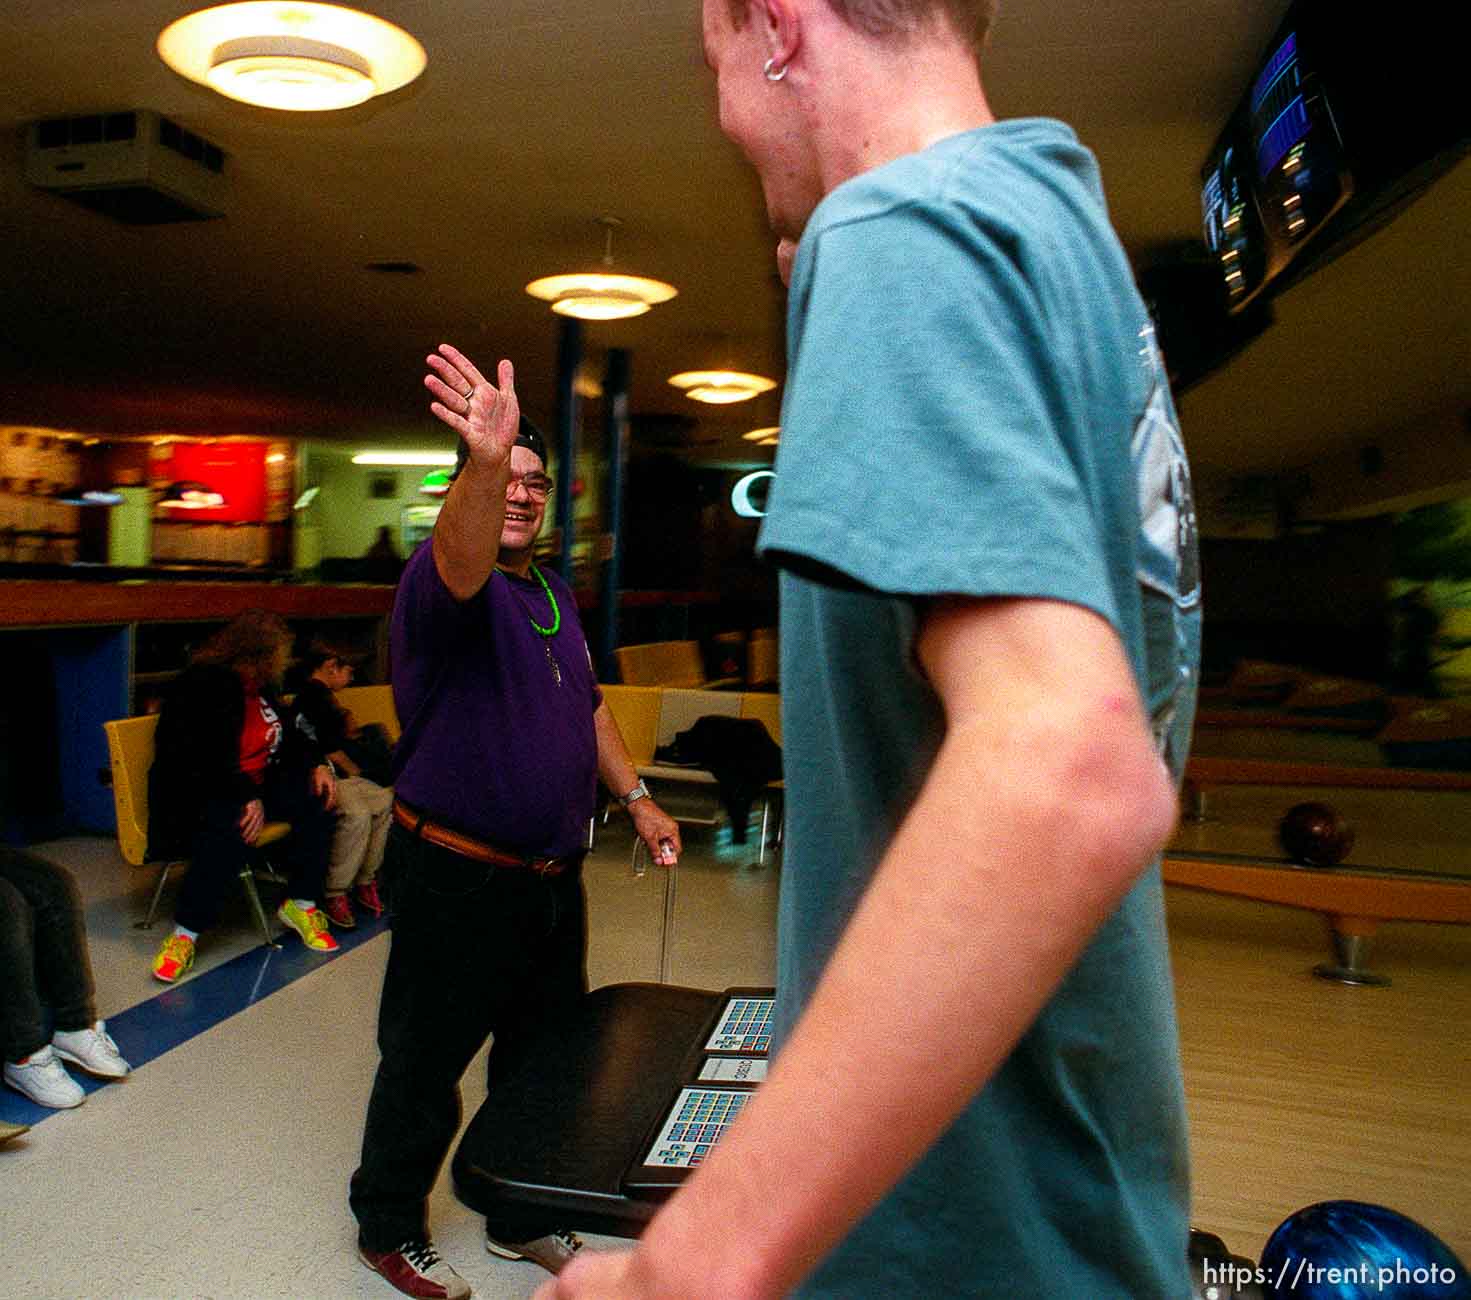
[351,451,457,466]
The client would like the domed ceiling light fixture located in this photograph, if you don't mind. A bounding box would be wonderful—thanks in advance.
[742,426,780,445]
[526,217,678,322]
[157,3,427,113]
[668,369,776,405]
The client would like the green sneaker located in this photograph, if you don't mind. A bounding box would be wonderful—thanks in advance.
[152,933,196,983]
[276,900,339,952]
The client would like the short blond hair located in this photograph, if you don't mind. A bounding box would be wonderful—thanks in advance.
[726,0,998,48]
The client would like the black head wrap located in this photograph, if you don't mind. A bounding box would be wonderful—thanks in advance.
[451,415,548,481]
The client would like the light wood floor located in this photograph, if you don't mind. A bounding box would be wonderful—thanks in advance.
[2,816,1466,1294]
[1168,887,1470,1262]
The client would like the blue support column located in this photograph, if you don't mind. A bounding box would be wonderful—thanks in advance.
[50,627,131,835]
[599,347,631,681]
[553,316,582,582]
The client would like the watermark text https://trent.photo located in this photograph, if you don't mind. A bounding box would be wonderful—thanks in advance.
[1203,1254,1461,1294]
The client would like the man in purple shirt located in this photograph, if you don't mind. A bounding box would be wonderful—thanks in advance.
[351,344,681,1300]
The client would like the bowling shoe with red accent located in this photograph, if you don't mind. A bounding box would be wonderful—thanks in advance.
[323,893,356,929]
[355,879,385,916]
[359,1239,470,1300]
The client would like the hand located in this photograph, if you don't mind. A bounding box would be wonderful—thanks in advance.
[424,343,521,472]
[311,764,337,810]
[238,798,265,845]
[630,799,680,866]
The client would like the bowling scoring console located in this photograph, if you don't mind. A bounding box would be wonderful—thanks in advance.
[624,992,772,1190]
[453,983,776,1237]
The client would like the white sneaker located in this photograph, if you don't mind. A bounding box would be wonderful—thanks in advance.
[4,1045,86,1108]
[52,1020,131,1080]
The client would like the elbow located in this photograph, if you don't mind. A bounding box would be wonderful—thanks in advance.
[1065,726,1178,894]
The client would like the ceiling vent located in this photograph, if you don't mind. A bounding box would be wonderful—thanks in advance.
[25,110,227,224]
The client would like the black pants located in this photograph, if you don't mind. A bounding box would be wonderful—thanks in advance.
[349,823,588,1250]
[0,847,96,1062]
[173,764,336,934]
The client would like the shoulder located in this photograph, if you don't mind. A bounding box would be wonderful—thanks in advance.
[392,539,486,640]
[796,120,1103,285]
[293,680,334,715]
[168,662,239,704]
[395,541,439,598]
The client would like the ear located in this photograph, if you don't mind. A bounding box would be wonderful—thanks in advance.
[755,0,802,71]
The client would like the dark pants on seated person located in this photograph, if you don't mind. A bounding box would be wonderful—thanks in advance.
[349,823,588,1250]
[0,848,97,1062]
[174,764,336,934]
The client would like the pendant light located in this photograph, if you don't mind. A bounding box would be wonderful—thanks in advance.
[526,217,678,322]
[668,370,776,405]
[157,3,426,113]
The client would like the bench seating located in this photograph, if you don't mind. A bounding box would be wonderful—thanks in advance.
[600,684,783,858]
[612,640,739,690]
[296,680,783,857]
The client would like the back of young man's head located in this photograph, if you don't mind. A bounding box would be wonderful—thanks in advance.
[727,0,998,47]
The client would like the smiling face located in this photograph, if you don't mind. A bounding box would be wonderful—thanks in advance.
[499,443,549,556]
[701,0,823,242]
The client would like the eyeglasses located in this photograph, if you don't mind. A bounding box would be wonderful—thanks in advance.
[507,472,554,501]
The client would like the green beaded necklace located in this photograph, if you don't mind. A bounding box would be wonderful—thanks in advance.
[523,563,561,637]
[501,563,563,684]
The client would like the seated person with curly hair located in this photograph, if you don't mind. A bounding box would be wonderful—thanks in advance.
[147,610,340,983]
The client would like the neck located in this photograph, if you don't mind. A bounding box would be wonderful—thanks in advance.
[496,549,534,579]
[808,35,994,197]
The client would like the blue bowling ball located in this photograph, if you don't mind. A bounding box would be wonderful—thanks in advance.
[1260,1201,1468,1299]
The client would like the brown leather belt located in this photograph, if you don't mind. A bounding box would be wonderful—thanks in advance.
[392,800,569,877]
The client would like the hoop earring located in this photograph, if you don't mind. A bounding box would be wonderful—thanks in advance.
[763,56,787,82]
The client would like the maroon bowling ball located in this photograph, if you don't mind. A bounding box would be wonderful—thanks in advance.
[1278,801,1355,867]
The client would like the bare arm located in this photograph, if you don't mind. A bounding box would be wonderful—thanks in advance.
[423,344,523,600]
[540,596,1178,1299]
[594,700,681,866]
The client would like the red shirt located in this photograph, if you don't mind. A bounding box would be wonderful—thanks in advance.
[238,686,283,785]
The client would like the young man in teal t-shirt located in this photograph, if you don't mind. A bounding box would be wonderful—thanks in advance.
[542,3,1200,1298]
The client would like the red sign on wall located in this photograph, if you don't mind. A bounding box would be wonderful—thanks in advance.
[156,442,268,522]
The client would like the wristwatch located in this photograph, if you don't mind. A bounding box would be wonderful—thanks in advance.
[619,779,651,808]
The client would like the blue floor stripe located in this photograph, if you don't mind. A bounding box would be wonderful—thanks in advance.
[0,914,388,1128]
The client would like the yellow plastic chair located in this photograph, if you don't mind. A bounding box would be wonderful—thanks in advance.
[102,715,292,946]
[334,683,402,744]
[613,641,740,689]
